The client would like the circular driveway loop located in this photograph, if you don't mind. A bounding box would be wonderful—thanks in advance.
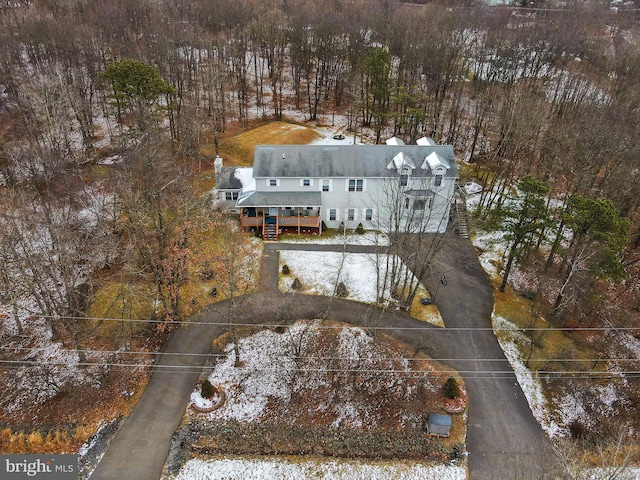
[90,237,556,480]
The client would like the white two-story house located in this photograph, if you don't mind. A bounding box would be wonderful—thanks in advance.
[233,139,458,240]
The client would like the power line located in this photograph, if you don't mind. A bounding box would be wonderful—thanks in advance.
[1,345,639,364]
[0,360,635,381]
[8,313,640,332]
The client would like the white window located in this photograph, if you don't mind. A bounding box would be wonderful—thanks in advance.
[225,192,238,201]
[268,179,279,187]
[300,178,313,187]
[347,208,356,221]
[364,208,374,221]
[347,179,364,192]
[322,179,331,192]
[435,174,443,187]
[329,208,338,221]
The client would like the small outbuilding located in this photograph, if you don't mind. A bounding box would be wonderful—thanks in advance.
[426,413,452,437]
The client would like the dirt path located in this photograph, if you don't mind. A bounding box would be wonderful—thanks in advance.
[90,237,556,480]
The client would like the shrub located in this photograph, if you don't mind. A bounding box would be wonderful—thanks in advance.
[338,222,345,234]
[291,277,302,290]
[282,264,290,275]
[321,221,328,231]
[201,379,214,399]
[355,223,365,234]
[443,377,460,399]
[449,443,464,461]
[569,420,587,440]
[335,282,349,297]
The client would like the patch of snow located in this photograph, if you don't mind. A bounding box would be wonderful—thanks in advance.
[556,391,590,430]
[311,127,364,145]
[278,251,417,306]
[234,167,255,192]
[199,327,300,422]
[170,457,466,480]
[462,182,482,195]
[281,231,390,246]
[472,230,507,278]
[581,467,640,480]
[619,333,640,358]
[97,155,123,165]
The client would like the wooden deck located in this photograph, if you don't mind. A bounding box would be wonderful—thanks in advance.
[241,215,320,228]
[240,214,321,240]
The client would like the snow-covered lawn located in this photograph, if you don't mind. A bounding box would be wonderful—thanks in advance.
[191,321,450,427]
[172,320,466,480]
[171,457,466,480]
[277,250,442,326]
[279,251,390,303]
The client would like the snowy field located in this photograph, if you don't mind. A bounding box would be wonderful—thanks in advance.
[171,457,466,480]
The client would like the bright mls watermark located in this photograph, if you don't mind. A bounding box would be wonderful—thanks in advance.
[1,455,77,479]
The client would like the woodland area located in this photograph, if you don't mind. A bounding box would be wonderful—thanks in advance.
[0,0,639,459]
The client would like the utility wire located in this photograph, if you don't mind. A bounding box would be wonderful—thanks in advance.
[0,345,639,364]
[7,313,640,332]
[0,359,635,380]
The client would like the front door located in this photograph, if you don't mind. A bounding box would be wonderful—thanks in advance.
[268,207,277,217]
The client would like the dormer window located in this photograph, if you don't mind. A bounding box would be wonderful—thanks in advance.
[388,152,415,174]
[399,166,410,186]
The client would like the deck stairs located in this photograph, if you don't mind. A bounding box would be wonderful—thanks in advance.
[263,224,278,241]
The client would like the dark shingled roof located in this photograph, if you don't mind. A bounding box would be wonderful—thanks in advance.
[215,167,243,190]
[253,145,457,179]
[237,191,322,207]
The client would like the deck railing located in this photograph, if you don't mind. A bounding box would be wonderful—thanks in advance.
[240,215,321,229]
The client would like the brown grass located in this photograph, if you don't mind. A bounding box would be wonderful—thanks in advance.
[493,289,599,373]
[0,366,148,454]
[200,121,321,166]
[408,286,444,327]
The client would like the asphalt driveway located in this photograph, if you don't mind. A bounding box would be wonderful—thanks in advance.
[91,236,557,480]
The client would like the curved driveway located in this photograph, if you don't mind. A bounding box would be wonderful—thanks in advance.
[91,237,555,480]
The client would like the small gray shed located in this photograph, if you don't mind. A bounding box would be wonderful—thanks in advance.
[426,413,452,437]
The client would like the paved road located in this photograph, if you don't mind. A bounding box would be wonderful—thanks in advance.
[91,237,556,479]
